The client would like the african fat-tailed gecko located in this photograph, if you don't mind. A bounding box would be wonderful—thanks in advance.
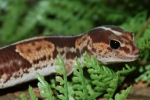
[0,26,139,88]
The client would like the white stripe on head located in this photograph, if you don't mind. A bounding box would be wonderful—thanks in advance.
[96,26,122,36]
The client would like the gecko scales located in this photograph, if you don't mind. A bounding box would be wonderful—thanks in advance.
[0,26,139,89]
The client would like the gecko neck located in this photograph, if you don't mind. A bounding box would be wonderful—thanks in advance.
[44,35,82,59]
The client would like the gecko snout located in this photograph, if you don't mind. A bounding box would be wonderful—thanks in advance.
[131,48,140,57]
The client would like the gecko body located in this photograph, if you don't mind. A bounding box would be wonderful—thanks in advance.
[0,26,139,88]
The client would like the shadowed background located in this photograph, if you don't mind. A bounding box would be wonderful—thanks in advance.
[0,0,149,46]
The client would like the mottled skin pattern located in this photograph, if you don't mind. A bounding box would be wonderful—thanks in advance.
[0,26,139,88]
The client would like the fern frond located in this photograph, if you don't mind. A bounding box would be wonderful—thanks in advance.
[55,54,69,100]
[83,52,119,99]
[139,36,150,51]
[19,94,27,100]
[104,76,119,100]
[136,19,150,51]
[72,57,88,100]
[114,85,132,100]
[135,64,150,82]
[28,86,38,100]
[117,64,136,75]
[36,73,54,100]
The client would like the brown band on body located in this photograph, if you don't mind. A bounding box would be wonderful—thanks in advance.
[45,36,78,48]
[0,45,32,83]
[45,36,81,58]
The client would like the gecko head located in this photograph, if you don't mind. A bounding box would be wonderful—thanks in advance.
[83,26,140,64]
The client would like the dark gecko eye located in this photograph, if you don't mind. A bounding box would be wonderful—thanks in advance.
[110,40,121,49]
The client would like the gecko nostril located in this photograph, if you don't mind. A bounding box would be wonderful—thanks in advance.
[132,49,140,55]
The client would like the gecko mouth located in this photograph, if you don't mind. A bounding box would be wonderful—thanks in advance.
[97,54,139,64]
[125,54,139,60]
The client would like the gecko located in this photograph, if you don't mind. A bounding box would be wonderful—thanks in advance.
[0,25,140,89]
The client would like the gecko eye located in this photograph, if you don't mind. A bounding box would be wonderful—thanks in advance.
[110,40,121,49]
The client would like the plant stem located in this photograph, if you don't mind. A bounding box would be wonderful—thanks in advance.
[135,17,150,41]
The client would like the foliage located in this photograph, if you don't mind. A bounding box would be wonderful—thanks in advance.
[0,0,149,45]
[133,18,150,83]
[28,86,38,100]
[19,94,27,100]
[20,53,133,100]
[37,73,54,100]
[135,64,150,83]
[55,54,69,100]
[72,57,88,100]
[109,85,132,100]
